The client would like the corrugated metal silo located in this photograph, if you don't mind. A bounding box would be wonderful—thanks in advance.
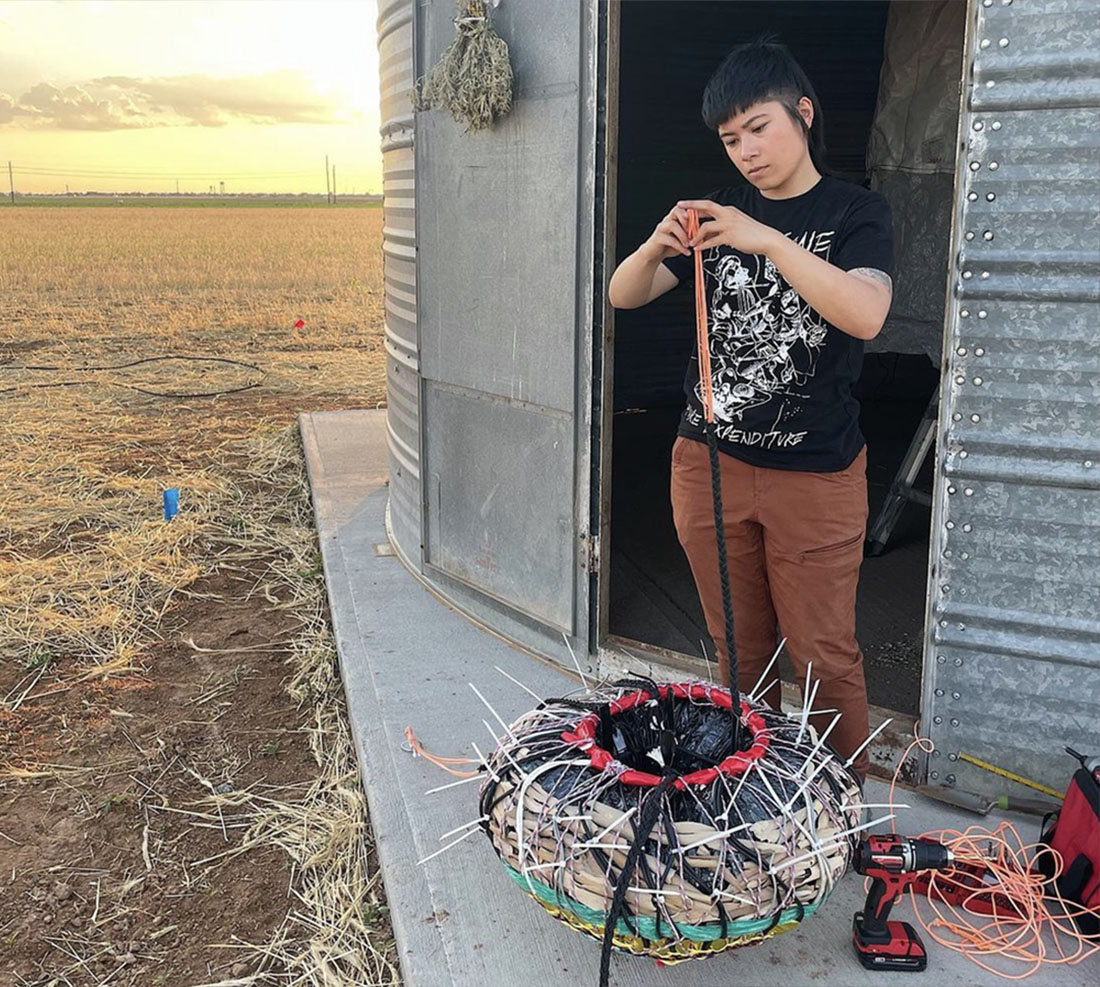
[921,0,1100,796]
[378,0,421,562]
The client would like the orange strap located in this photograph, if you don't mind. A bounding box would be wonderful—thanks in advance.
[686,208,714,424]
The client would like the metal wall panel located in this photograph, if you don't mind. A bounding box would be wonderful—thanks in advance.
[423,383,575,632]
[417,5,582,414]
[416,0,598,649]
[379,0,421,564]
[922,0,1100,796]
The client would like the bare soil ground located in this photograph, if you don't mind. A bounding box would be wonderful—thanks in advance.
[0,205,398,986]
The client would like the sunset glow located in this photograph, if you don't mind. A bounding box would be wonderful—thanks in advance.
[0,0,383,194]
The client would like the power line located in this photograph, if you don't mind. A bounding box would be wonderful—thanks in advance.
[12,164,320,179]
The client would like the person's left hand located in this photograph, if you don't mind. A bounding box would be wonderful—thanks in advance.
[678,199,781,256]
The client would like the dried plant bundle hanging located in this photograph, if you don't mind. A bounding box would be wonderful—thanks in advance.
[415,0,514,132]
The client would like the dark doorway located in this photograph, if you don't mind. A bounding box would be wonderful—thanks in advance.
[606,1,963,715]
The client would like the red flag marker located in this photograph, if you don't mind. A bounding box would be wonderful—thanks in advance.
[293,319,305,329]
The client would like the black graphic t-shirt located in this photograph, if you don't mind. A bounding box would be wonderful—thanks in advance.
[662,175,894,472]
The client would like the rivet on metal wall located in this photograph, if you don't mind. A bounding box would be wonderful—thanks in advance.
[933,750,942,758]
[952,413,962,422]
[943,549,952,559]
[960,551,970,560]
[971,414,981,423]
[961,309,970,318]
[964,488,974,497]
[1002,0,1013,6]
[969,161,981,171]
[962,523,972,532]
[963,271,974,280]
[935,688,945,697]
[985,80,996,89]
[960,451,968,459]
[981,271,990,279]
[960,588,968,596]
[946,773,957,785]
[955,658,963,666]
[933,717,943,725]
[948,485,957,495]
[988,161,1000,170]
[983,231,995,240]
[973,376,983,385]
[982,0,992,6]
[957,346,967,356]
[978,310,988,319]
[965,231,975,241]
[968,192,979,201]
[987,192,996,201]
[940,618,949,627]
[992,121,1002,130]
[931,771,940,780]
[1085,461,1094,469]
[975,347,985,356]
[952,692,961,700]
[973,121,984,131]
[955,375,966,385]
[937,655,947,664]
[946,520,956,529]
[957,623,966,631]
[948,752,958,761]
[942,584,950,593]
[980,39,991,50]
[950,719,960,728]
[998,38,1009,48]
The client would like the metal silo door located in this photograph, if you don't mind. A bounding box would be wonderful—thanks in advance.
[414,1,601,657]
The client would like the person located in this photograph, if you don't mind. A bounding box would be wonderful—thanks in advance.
[607,37,895,781]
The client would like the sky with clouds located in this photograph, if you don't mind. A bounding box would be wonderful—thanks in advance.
[0,0,383,194]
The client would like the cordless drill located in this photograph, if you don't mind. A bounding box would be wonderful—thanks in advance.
[852,835,954,972]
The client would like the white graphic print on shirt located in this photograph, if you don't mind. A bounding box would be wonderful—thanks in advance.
[684,229,835,451]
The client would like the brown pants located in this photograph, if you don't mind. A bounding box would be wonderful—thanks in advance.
[670,436,871,778]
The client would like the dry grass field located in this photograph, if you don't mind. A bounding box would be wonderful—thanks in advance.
[0,205,398,986]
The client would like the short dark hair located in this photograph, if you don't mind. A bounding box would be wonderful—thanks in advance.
[701,36,827,173]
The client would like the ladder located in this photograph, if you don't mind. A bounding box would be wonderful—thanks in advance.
[864,384,939,558]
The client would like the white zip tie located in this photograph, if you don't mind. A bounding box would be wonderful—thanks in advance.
[493,664,543,703]
[747,637,787,701]
[562,632,590,690]
[416,825,481,866]
[438,817,488,841]
[469,682,517,741]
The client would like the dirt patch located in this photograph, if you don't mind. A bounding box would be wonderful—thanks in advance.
[1,206,398,986]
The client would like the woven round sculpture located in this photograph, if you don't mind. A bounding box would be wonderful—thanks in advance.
[479,681,862,966]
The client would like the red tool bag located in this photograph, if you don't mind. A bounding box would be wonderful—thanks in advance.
[1037,767,1100,938]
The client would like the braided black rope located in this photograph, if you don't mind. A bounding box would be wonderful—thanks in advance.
[597,773,676,987]
[704,419,744,753]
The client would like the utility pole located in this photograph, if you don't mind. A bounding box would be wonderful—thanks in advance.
[176,179,180,195]
[331,163,336,203]
[8,161,13,204]
[325,154,331,204]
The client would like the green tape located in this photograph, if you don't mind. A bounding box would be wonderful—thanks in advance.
[501,862,824,943]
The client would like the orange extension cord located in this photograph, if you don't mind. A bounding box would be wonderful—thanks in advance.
[887,733,1100,978]
[686,208,716,424]
[404,725,478,779]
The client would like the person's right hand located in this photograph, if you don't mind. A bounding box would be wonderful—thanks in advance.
[641,205,692,260]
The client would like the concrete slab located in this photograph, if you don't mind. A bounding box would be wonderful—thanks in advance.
[301,408,1097,987]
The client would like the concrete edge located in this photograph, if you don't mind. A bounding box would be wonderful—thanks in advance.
[298,412,449,987]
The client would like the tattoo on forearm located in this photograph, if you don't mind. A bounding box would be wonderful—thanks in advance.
[849,267,893,292]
